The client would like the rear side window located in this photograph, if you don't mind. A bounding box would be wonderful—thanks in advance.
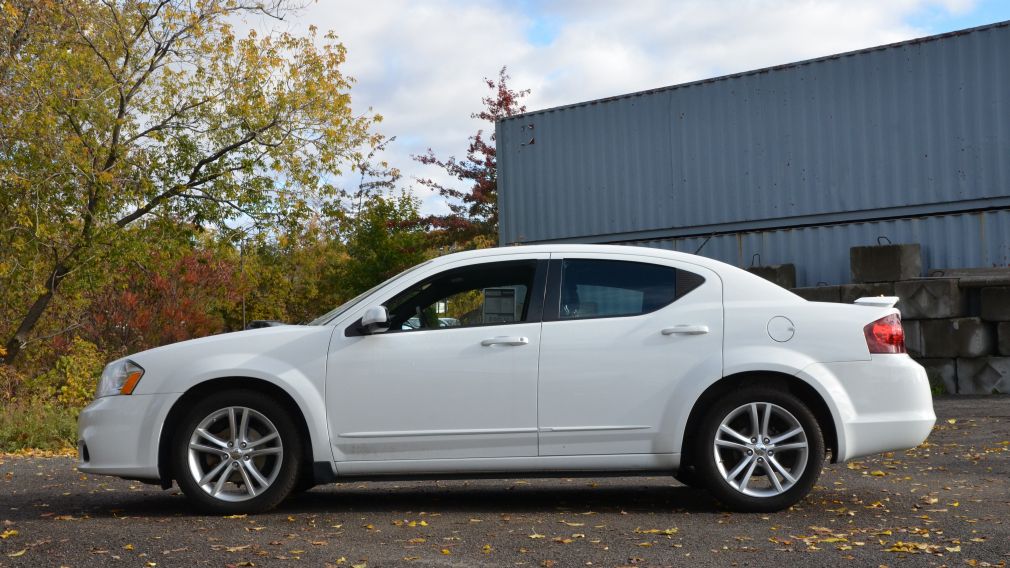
[558,259,700,320]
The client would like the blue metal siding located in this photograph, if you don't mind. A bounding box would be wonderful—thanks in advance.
[497,22,1010,252]
[631,210,1010,287]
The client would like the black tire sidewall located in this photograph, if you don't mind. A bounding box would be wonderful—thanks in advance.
[696,387,825,513]
[171,389,303,514]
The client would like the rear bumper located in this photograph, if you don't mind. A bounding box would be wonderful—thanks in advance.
[77,393,181,481]
[802,355,935,461]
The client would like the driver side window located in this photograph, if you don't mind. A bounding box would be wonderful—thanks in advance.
[383,260,539,332]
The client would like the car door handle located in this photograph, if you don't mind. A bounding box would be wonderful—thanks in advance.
[480,336,530,347]
[661,325,710,335]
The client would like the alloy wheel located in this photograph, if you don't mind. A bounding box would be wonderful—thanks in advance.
[187,406,284,503]
[712,402,809,498]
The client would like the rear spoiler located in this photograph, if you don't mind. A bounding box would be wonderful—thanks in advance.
[854,296,899,308]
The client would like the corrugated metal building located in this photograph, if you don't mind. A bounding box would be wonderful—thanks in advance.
[496,21,1010,286]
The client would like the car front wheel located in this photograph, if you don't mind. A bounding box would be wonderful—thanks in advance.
[696,387,825,512]
[172,390,302,514]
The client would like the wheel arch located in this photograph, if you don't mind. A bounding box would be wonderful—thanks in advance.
[157,377,315,489]
[679,371,840,474]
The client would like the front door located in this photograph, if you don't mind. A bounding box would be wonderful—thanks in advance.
[326,256,548,464]
[537,253,723,456]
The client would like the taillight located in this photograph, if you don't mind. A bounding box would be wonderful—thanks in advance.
[864,314,906,354]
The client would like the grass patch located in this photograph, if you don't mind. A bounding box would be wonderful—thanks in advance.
[0,399,78,453]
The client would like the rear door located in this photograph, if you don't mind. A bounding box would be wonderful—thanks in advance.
[537,252,723,456]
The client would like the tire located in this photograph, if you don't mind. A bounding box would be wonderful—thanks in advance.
[673,464,701,488]
[695,387,825,513]
[171,390,303,514]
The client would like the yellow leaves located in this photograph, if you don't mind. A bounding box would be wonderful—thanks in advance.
[123,543,134,550]
[559,520,584,527]
[481,543,493,553]
[391,519,427,527]
[884,540,942,554]
[553,537,574,544]
[224,545,251,552]
[634,527,679,535]
[0,529,17,539]
[945,545,961,552]
[406,538,425,544]
[7,549,27,557]
[528,533,545,539]
[947,418,957,424]
[439,548,451,555]
[223,514,248,519]
[870,470,887,477]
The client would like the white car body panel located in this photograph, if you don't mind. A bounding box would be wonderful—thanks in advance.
[537,251,723,456]
[77,244,935,489]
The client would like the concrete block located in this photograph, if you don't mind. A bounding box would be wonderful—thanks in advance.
[920,317,995,358]
[839,282,895,305]
[1000,322,1010,356]
[955,357,1010,394]
[894,278,965,319]
[904,320,924,358]
[850,243,922,283]
[792,285,842,303]
[980,287,1010,321]
[748,264,796,289]
[918,358,957,394]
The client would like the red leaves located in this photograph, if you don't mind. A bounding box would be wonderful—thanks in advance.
[82,250,241,353]
[413,66,529,247]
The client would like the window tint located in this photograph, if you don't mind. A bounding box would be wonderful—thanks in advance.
[384,260,537,332]
[559,259,680,320]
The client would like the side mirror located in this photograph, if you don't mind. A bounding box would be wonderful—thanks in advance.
[360,306,390,335]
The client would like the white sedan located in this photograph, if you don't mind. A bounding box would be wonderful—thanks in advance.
[77,245,935,513]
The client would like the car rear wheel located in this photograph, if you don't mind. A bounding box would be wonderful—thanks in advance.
[172,390,302,514]
[695,387,825,512]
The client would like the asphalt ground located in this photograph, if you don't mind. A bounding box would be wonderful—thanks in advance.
[1,396,1008,568]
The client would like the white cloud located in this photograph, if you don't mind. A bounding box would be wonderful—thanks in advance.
[248,0,980,215]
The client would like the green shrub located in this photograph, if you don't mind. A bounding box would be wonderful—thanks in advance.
[0,398,78,453]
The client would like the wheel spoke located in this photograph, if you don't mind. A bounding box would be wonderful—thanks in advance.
[768,455,797,484]
[774,441,808,452]
[212,465,231,495]
[765,461,784,493]
[247,447,281,458]
[738,456,758,489]
[715,439,749,451]
[748,403,760,438]
[189,442,226,456]
[761,403,772,438]
[770,426,804,445]
[196,428,228,448]
[243,459,270,489]
[198,460,229,486]
[239,408,250,444]
[719,424,751,445]
[725,454,754,481]
[228,408,238,443]
[246,431,279,448]
[235,461,258,497]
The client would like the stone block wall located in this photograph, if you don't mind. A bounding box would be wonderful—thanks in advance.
[787,243,1010,394]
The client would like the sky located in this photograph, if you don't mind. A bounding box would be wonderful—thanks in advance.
[249,0,1010,215]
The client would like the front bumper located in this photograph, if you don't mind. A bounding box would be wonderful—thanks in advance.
[804,355,935,461]
[77,392,181,481]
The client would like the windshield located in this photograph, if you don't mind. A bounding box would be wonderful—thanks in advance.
[307,260,433,326]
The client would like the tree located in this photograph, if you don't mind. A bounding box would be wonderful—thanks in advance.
[0,0,382,365]
[413,67,530,249]
[340,192,430,297]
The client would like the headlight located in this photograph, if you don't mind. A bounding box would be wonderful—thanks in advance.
[96,360,145,398]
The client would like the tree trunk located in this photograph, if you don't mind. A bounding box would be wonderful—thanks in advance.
[0,262,68,365]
